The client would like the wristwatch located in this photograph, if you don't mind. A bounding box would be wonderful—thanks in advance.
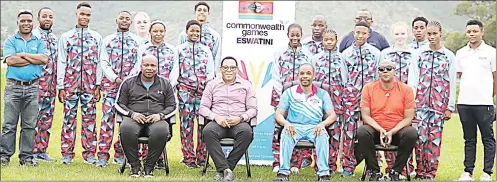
[159,113,166,120]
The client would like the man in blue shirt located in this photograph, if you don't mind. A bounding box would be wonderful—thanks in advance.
[0,10,48,167]
[273,63,337,181]
[339,9,390,53]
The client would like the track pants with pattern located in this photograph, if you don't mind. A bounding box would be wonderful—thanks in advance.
[33,95,56,154]
[415,109,444,178]
[178,90,206,165]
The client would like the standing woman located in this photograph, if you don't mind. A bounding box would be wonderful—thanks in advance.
[176,20,215,168]
[311,29,348,174]
[133,12,151,44]
[407,21,457,180]
[380,21,417,177]
[270,23,313,174]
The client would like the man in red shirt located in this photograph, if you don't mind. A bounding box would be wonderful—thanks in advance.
[357,60,417,181]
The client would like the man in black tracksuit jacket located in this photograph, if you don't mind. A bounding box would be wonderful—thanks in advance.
[115,55,176,177]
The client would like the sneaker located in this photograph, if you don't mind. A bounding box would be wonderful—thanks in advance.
[112,158,124,165]
[337,167,343,173]
[456,172,473,181]
[273,166,280,173]
[155,158,165,169]
[143,167,154,178]
[290,167,300,174]
[130,166,141,178]
[410,171,416,176]
[273,173,289,181]
[388,170,400,181]
[214,172,224,181]
[0,157,9,166]
[223,169,235,181]
[95,159,108,167]
[19,159,38,166]
[61,156,72,165]
[399,174,407,180]
[34,153,57,162]
[369,172,383,181]
[479,173,492,181]
[185,162,198,168]
[341,170,355,177]
[318,175,331,181]
[84,156,97,165]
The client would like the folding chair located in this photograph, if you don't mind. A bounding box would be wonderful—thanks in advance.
[360,144,411,181]
[199,115,257,178]
[274,81,335,174]
[116,113,176,176]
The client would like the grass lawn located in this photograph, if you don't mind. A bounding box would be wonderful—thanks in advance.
[0,69,495,181]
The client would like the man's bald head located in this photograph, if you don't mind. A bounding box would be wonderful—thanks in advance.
[142,55,158,65]
[379,59,395,68]
[355,9,373,26]
[311,15,327,40]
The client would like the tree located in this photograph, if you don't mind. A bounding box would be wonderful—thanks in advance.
[444,1,496,52]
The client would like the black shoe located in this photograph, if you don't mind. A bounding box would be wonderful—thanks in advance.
[389,170,400,181]
[185,162,198,168]
[19,159,38,167]
[0,158,9,166]
[274,173,290,181]
[143,167,154,178]
[369,172,383,181]
[155,159,165,169]
[318,175,331,181]
[130,166,141,178]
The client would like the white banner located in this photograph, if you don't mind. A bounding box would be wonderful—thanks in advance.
[221,0,295,165]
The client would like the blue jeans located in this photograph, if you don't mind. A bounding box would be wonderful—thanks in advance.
[279,124,330,176]
[0,81,39,161]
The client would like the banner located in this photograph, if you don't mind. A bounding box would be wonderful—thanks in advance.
[221,0,296,166]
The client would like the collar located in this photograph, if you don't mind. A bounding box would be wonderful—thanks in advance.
[74,25,89,31]
[412,39,428,44]
[136,72,159,86]
[296,84,318,97]
[352,42,370,49]
[215,76,242,84]
[287,44,303,52]
[14,32,36,41]
[324,47,338,54]
[466,40,486,50]
[37,26,52,34]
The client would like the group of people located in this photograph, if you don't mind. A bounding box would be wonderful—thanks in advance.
[0,1,495,182]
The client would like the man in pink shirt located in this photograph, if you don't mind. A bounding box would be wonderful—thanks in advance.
[199,56,258,181]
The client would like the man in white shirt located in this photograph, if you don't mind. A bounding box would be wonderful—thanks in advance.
[455,19,496,182]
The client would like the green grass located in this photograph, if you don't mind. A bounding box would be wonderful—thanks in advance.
[0,70,495,181]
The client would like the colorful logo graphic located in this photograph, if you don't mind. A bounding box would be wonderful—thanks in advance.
[237,59,273,89]
[238,0,274,20]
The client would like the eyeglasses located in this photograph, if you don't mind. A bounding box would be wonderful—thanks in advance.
[221,66,237,71]
[378,66,394,72]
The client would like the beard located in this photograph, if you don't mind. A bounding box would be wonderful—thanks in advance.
[40,23,52,31]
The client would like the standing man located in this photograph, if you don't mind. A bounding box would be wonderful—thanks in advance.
[57,1,103,165]
[340,21,381,177]
[302,15,327,55]
[0,10,48,166]
[407,21,456,180]
[32,7,58,162]
[455,19,496,182]
[178,2,221,69]
[97,10,142,167]
[409,17,429,50]
[338,9,389,53]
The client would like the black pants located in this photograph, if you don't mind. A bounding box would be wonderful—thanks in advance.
[203,121,253,172]
[357,125,417,173]
[457,104,496,175]
[120,117,169,169]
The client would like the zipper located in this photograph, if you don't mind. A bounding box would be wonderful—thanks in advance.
[328,51,331,86]
[193,43,198,93]
[146,86,150,116]
[47,33,53,92]
[359,46,364,90]
[80,28,84,94]
[292,48,296,81]
[156,46,160,76]
[120,32,124,81]
[428,51,435,108]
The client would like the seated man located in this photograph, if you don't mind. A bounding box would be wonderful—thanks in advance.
[274,63,337,181]
[199,56,258,181]
[357,60,418,181]
[115,55,176,178]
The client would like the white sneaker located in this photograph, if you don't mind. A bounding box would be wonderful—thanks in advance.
[479,173,492,181]
[290,167,299,174]
[272,166,280,173]
[337,167,343,173]
[399,175,407,180]
[457,172,474,181]
[410,171,416,176]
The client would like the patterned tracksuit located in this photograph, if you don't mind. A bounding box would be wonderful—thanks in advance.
[179,23,221,68]
[407,46,456,179]
[311,49,348,172]
[32,27,58,155]
[341,43,381,173]
[176,41,214,165]
[271,45,313,168]
[98,31,141,162]
[408,39,429,50]
[380,47,416,174]
[57,27,103,160]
